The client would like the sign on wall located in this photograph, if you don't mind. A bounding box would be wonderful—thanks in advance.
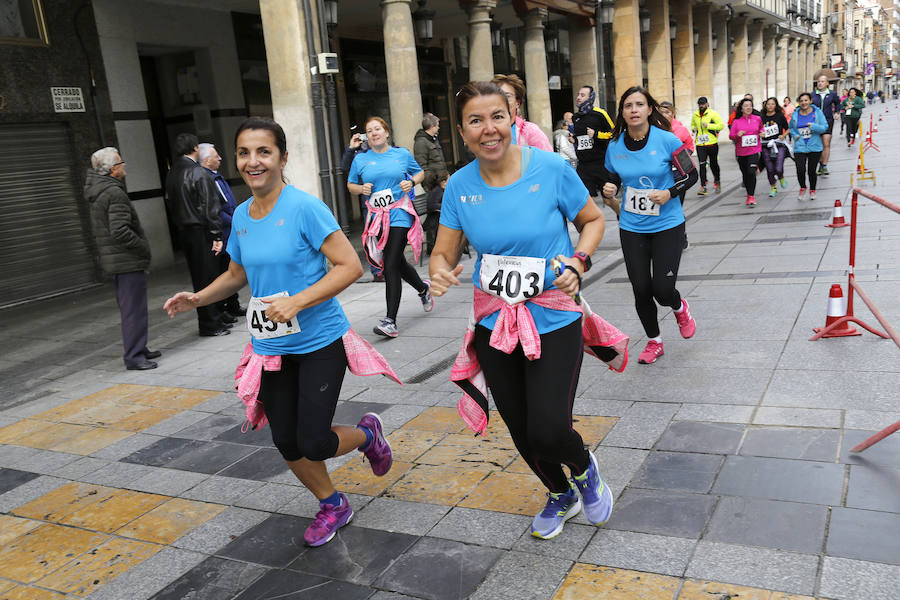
[830,53,843,70]
[50,87,85,113]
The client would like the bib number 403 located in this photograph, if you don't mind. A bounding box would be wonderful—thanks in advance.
[480,254,546,305]
[488,269,540,299]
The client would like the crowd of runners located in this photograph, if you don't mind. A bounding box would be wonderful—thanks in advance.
[158,71,865,548]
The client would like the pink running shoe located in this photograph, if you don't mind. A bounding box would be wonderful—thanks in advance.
[674,299,696,339]
[357,412,393,476]
[304,493,353,547]
[638,340,664,364]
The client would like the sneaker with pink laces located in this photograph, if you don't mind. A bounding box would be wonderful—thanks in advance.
[304,493,353,547]
[674,299,696,338]
[638,340,664,364]
[357,413,393,476]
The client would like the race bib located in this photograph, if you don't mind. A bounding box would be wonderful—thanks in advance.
[479,254,545,305]
[696,133,710,145]
[799,126,812,139]
[741,134,759,147]
[764,124,779,138]
[367,188,395,209]
[246,291,301,340]
[576,135,593,150]
[624,186,661,216]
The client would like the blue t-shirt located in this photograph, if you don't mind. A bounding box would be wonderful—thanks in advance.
[226,185,350,355]
[440,148,588,333]
[348,147,422,228]
[604,126,686,234]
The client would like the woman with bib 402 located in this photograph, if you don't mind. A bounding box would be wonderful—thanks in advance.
[601,86,698,366]
[429,81,629,541]
[163,117,399,548]
[348,117,433,339]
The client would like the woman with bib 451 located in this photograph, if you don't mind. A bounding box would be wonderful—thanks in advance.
[163,117,400,548]
[602,86,698,366]
[430,81,629,541]
[348,117,433,339]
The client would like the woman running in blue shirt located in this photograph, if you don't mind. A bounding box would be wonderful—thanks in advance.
[602,86,698,365]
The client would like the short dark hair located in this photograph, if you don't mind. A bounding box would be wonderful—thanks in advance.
[174,133,199,156]
[233,117,287,158]
[454,81,509,124]
[796,92,812,102]
[580,85,594,94]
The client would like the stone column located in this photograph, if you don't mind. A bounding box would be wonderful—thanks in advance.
[747,20,764,106]
[789,37,799,98]
[520,8,553,140]
[466,0,496,82]
[382,0,424,151]
[693,3,713,105]
[763,27,777,99]
[803,40,812,91]
[644,0,672,102]
[613,0,643,100]
[730,17,748,104]
[569,15,598,106]
[670,0,695,114]
[711,11,730,120]
[259,0,322,197]
[776,34,789,101]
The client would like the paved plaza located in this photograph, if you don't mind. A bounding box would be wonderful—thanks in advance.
[1,107,900,600]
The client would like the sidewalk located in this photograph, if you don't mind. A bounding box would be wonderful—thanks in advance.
[1,109,899,600]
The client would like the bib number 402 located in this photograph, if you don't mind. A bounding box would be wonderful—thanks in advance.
[487,269,540,299]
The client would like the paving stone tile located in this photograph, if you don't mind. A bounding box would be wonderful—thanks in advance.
[459,471,547,516]
[631,451,724,493]
[217,448,290,481]
[712,456,845,505]
[0,468,40,495]
[675,404,755,423]
[845,464,900,513]
[705,497,827,554]
[511,522,596,560]
[149,556,268,600]
[287,526,418,585]
[0,514,42,546]
[140,410,210,436]
[826,507,900,565]
[328,458,414,497]
[384,428,447,462]
[171,506,269,554]
[79,461,155,488]
[655,421,745,454]
[0,444,41,469]
[600,402,678,449]
[81,546,207,600]
[553,564,681,599]
[47,456,110,480]
[0,584,66,599]
[841,429,900,467]
[14,449,82,475]
[278,490,372,518]
[213,423,275,447]
[232,481,304,512]
[380,404,433,433]
[190,393,241,414]
[367,593,422,600]
[572,398,633,417]
[468,550,573,600]
[231,568,373,600]
[580,529,695,577]
[678,579,815,600]
[387,463,490,505]
[60,489,169,533]
[0,522,108,584]
[171,414,242,441]
[121,437,207,468]
[592,446,650,488]
[89,433,163,460]
[332,399,395,426]
[605,488,716,538]
[400,406,469,434]
[685,541,818,596]
[179,475,266,505]
[844,410,900,431]
[374,537,504,600]
[164,441,257,475]
[12,481,117,523]
[216,513,311,567]
[127,467,210,496]
[428,507,531,549]
[582,366,770,405]
[116,497,225,544]
[763,370,900,411]
[753,407,842,428]
[819,556,900,600]
[415,434,518,469]
[47,428,134,456]
[739,427,841,462]
[353,497,450,536]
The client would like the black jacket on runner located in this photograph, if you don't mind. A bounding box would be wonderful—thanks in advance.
[571,107,615,164]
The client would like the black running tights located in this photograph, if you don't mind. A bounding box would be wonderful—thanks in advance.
[736,153,760,197]
[474,319,590,493]
[696,144,720,186]
[619,223,685,339]
[794,151,822,190]
[384,226,427,321]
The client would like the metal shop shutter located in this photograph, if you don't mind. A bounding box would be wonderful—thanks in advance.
[0,123,98,308]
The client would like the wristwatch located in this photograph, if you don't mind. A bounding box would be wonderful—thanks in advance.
[572,252,592,272]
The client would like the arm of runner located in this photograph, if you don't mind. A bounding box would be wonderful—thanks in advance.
[164,260,248,317]
[552,198,604,293]
[428,225,465,297]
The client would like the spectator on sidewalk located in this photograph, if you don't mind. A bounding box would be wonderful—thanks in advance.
[413,113,447,191]
[553,119,577,167]
[199,143,245,320]
[85,147,160,370]
[164,133,229,337]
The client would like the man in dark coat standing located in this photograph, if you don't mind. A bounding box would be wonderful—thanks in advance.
[86,147,160,370]
[413,113,446,191]
[164,133,229,336]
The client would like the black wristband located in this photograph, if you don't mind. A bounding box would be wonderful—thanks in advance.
[564,264,582,287]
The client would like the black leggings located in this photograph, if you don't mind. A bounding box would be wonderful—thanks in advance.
[736,153,760,196]
[845,116,860,143]
[384,226,427,321]
[258,337,347,462]
[474,319,590,493]
[696,144,720,186]
[794,151,822,190]
[620,223,685,339]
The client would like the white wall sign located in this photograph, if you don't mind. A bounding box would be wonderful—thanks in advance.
[50,87,85,113]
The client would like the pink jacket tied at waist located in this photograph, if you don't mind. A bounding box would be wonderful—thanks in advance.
[451,287,629,435]
[361,192,423,274]
[235,328,402,431]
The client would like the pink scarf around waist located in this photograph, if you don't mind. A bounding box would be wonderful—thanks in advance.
[450,287,629,435]
[361,193,424,274]
[235,328,402,431]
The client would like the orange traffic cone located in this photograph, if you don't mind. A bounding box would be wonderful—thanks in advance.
[825,199,849,228]
[813,284,860,338]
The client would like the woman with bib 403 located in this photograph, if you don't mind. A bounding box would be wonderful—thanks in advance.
[429,81,629,541]
[163,117,399,548]
[601,86,698,366]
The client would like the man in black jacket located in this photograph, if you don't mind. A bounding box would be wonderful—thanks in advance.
[164,133,229,336]
[571,85,619,218]
[86,147,160,370]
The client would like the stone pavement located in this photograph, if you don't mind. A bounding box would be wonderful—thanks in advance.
[2,107,900,600]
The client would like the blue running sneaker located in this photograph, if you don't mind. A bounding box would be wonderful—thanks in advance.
[571,452,614,525]
[530,485,582,540]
